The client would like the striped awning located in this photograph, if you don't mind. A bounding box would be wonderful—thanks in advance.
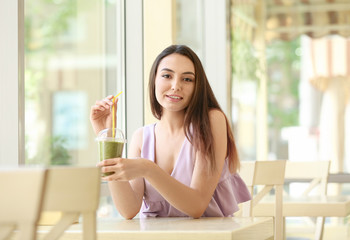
[266,0,350,41]
[231,0,350,42]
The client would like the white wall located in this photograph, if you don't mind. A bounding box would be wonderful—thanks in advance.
[203,0,229,115]
[0,0,23,166]
[125,0,144,143]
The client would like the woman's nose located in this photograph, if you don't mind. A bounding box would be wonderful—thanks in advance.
[171,79,181,91]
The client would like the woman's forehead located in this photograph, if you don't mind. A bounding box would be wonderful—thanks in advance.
[158,53,195,73]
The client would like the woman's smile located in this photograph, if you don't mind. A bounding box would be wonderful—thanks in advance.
[166,94,183,102]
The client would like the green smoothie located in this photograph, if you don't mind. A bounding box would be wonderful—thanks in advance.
[99,140,124,177]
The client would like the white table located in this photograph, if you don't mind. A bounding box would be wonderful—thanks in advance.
[37,217,274,240]
[284,173,350,184]
[254,195,350,217]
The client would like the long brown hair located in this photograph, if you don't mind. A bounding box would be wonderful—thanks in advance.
[149,45,239,173]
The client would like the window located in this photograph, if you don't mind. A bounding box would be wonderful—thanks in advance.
[0,0,143,168]
[230,1,350,176]
[24,0,125,166]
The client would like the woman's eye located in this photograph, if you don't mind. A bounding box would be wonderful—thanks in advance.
[184,78,193,82]
[162,74,171,78]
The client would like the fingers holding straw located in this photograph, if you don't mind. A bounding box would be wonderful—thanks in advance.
[113,91,123,102]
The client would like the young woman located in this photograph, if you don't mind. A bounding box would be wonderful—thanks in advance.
[91,45,251,219]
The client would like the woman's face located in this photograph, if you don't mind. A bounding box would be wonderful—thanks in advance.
[155,53,195,114]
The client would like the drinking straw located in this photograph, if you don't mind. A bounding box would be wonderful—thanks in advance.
[112,91,123,138]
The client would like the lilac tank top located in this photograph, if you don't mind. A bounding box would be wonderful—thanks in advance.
[140,123,251,217]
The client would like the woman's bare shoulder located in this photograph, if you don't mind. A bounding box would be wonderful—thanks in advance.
[132,127,144,137]
[208,109,226,124]
[128,127,144,157]
[131,127,144,145]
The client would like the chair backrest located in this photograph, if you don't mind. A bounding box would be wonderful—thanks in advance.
[284,161,330,196]
[239,160,286,240]
[0,168,47,240]
[41,166,100,240]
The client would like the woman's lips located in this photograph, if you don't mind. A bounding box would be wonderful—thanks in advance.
[166,95,183,101]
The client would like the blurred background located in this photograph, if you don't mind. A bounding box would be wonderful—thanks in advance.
[1,0,350,236]
[19,0,350,174]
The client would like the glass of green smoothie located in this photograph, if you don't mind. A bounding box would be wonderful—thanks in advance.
[96,128,126,177]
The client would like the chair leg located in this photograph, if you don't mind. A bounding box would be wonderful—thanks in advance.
[314,217,325,240]
[283,217,286,240]
[18,223,37,240]
[241,201,253,217]
[347,218,350,240]
[82,212,96,240]
[274,185,283,240]
[43,212,80,240]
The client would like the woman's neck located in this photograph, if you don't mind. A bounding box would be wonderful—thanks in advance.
[158,111,185,135]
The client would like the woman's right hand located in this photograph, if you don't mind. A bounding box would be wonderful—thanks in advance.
[90,95,118,135]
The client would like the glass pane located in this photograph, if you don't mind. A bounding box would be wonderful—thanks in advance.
[230,25,258,161]
[24,0,124,166]
[266,38,301,161]
[174,0,203,58]
[230,0,350,175]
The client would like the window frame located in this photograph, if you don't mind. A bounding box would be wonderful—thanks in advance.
[0,0,24,166]
[0,0,144,166]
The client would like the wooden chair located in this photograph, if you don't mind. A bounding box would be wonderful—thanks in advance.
[0,168,47,240]
[285,161,330,240]
[253,160,331,240]
[40,166,100,240]
[237,160,287,240]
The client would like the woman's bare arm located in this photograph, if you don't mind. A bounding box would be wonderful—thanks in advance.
[105,128,145,219]
[103,110,227,218]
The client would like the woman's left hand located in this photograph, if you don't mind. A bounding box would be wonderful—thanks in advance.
[98,158,151,181]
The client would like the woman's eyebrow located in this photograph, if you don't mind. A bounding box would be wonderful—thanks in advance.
[160,68,175,73]
[183,71,195,76]
[160,68,195,76]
